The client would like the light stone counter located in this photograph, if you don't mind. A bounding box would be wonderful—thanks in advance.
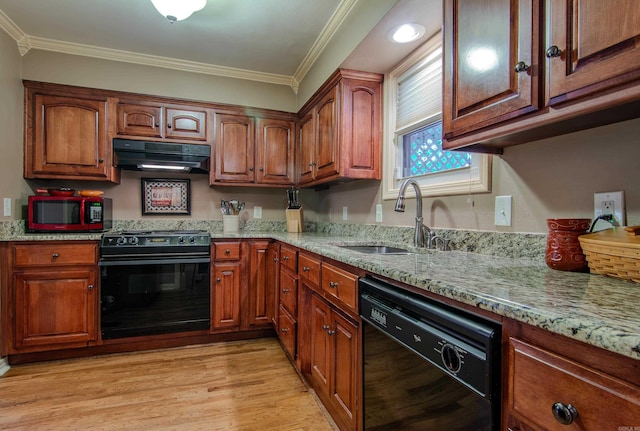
[2,220,638,360]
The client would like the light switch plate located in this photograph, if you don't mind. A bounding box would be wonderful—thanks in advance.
[495,196,512,227]
[594,191,625,226]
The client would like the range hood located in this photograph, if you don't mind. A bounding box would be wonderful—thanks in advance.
[113,139,210,174]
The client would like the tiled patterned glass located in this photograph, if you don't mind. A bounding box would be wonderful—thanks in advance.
[402,122,471,177]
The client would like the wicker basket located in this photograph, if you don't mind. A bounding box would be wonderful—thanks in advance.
[578,228,640,283]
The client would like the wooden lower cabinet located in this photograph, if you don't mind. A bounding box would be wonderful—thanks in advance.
[308,293,359,431]
[14,269,97,350]
[211,262,241,331]
[245,241,274,329]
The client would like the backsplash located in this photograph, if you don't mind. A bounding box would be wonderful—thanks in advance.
[0,220,546,260]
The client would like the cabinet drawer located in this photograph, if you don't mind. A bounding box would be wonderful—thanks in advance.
[213,242,241,261]
[13,242,97,267]
[298,253,321,286]
[280,244,298,273]
[278,305,296,359]
[279,269,298,316]
[321,262,357,310]
[509,338,640,430]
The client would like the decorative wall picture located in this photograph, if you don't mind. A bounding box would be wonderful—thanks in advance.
[141,178,191,215]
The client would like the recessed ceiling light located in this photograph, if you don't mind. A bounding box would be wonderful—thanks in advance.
[388,23,426,44]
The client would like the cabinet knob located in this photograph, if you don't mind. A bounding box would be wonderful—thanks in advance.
[309,162,317,167]
[282,288,290,293]
[98,158,104,163]
[280,328,289,333]
[155,123,160,127]
[167,123,172,128]
[249,167,254,172]
[273,257,278,262]
[322,325,330,330]
[52,253,59,258]
[546,45,562,58]
[282,256,289,261]
[225,249,230,255]
[259,167,264,172]
[514,61,529,73]
[88,284,94,290]
[302,266,310,272]
[551,402,578,425]
[327,329,335,336]
[216,277,221,282]
[329,281,338,288]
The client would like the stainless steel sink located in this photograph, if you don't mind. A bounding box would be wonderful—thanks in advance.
[338,245,412,254]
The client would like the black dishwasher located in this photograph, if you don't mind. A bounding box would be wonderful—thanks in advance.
[359,276,501,430]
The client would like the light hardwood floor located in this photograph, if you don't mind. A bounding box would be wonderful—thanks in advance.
[0,338,337,430]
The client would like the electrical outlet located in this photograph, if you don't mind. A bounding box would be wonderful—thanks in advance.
[3,198,10,217]
[375,204,383,223]
[342,206,348,221]
[594,191,625,226]
[253,205,262,219]
[494,196,512,227]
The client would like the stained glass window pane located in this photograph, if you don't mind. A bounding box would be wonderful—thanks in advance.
[401,121,471,177]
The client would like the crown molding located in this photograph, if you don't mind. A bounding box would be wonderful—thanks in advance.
[0,1,357,92]
[293,0,358,85]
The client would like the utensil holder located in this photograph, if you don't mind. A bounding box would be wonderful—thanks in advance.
[223,215,240,233]
[286,208,303,233]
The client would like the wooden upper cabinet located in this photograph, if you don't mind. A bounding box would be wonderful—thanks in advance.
[545,0,640,105]
[443,0,539,139]
[297,69,382,187]
[213,113,255,183]
[25,91,114,181]
[255,118,295,185]
[116,101,207,141]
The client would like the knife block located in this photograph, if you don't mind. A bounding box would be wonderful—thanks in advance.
[286,208,304,233]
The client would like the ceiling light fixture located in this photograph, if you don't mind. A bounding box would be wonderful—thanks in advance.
[388,23,426,44]
[151,0,207,23]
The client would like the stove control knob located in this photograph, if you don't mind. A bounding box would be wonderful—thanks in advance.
[128,236,139,245]
[189,236,196,244]
[441,343,462,374]
[116,236,126,245]
[178,236,185,244]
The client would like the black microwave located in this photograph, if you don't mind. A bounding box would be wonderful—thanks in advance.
[27,196,112,233]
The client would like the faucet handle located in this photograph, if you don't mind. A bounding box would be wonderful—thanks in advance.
[432,235,453,251]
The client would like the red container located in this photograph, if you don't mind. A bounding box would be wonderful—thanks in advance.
[545,218,591,271]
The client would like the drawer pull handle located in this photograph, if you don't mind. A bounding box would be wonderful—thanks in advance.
[282,256,289,261]
[282,288,290,293]
[552,402,578,425]
[327,329,335,336]
[329,281,338,288]
[273,257,278,262]
[303,266,310,272]
[280,328,288,333]
[514,61,529,73]
[52,253,59,258]
[322,325,330,330]
[546,45,562,58]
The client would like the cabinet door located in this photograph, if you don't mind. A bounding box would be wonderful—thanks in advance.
[14,269,97,349]
[165,107,207,141]
[443,0,539,139]
[546,0,640,105]
[315,85,339,180]
[267,242,280,328]
[30,94,109,179]
[256,118,295,185]
[214,113,255,182]
[331,311,359,430]
[278,305,297,359]
[116,102,163,138]
[246,241,273,329]
[212,262,241,330]
[310,294,332,396]
[297,112,315,184]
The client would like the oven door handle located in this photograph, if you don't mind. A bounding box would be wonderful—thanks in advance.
[99,257,211,266]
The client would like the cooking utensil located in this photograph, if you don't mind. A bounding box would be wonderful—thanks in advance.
[47,188,75,197]
[78,190,104,197]
[287,188,301,209]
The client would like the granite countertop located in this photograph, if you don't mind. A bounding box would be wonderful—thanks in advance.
[268,232,640,361]
[4,226,639,361]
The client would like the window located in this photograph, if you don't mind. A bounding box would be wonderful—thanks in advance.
[382,32,491,200]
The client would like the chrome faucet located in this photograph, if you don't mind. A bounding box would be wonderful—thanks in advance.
[394,179,434,248]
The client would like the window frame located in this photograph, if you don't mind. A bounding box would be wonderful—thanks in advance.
[382,32,492,201]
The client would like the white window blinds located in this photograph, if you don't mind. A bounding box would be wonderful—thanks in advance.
[395,47,442,132]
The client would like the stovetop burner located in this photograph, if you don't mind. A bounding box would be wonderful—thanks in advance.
[100,229,211,252]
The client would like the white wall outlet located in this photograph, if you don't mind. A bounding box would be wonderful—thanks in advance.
[494,196,512,227]
[594,191,625,226]
[253,205,262,219]
[375,204,383,223]
[3,198,11,217]
[342,206,348,221]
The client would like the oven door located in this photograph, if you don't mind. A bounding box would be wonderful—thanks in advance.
[99,256,210,339]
